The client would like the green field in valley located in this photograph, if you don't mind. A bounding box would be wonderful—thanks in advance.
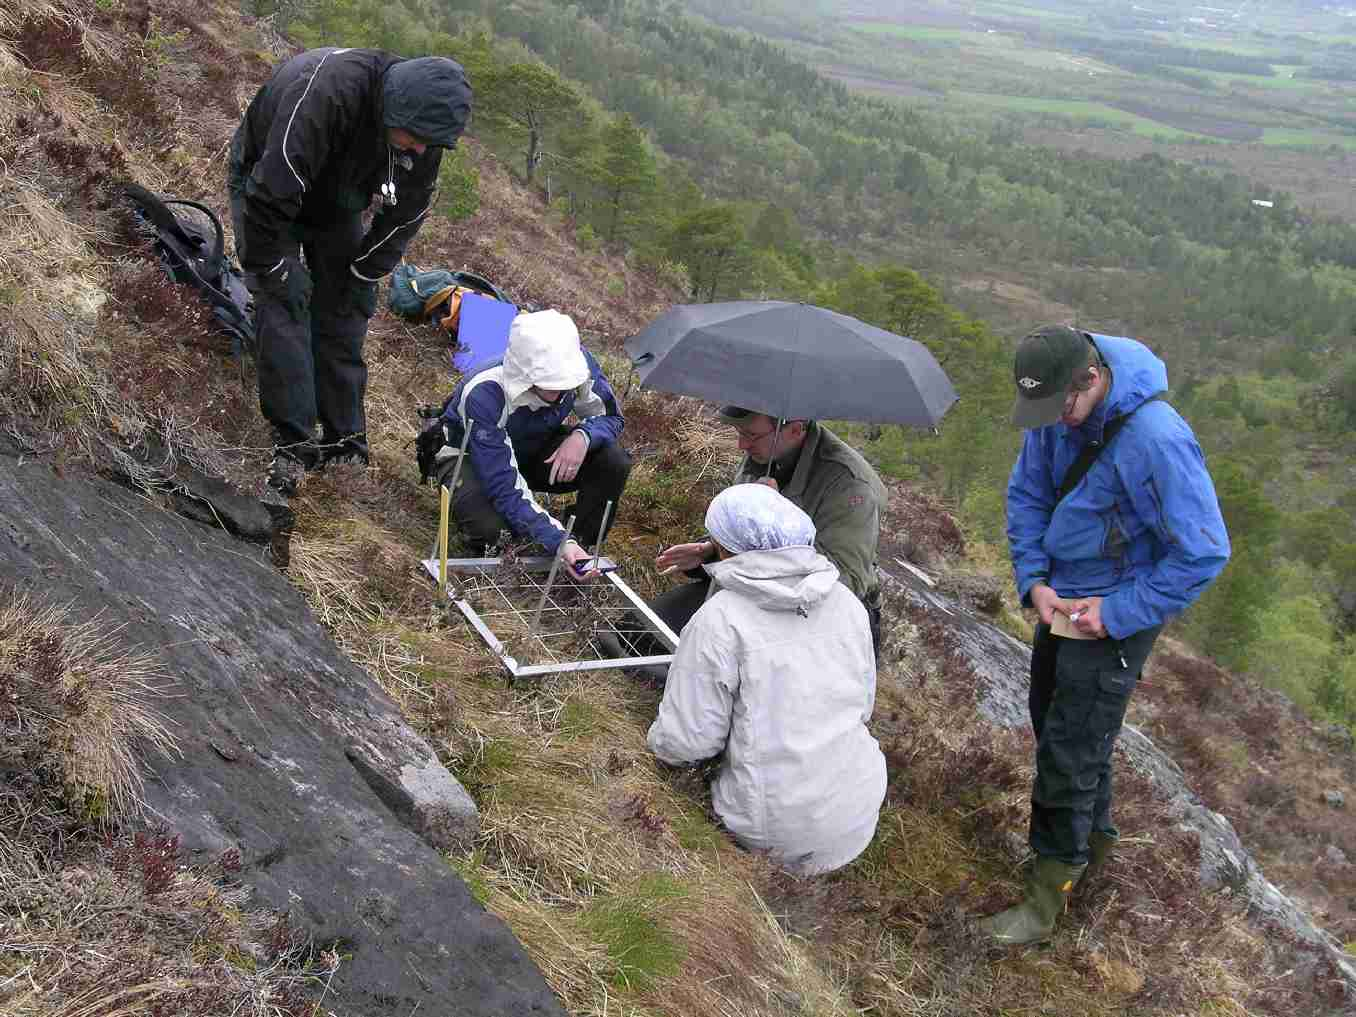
[1259,126,1356,150]
[845,24,996,43]
[1166,65,1321,91]
[948,91,1212,140]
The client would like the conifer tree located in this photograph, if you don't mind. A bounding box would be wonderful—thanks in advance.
[477,61,582,184]
[596,114,659,244]
[664,204,750,302]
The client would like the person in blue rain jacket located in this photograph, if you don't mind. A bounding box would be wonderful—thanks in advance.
[982,324,1230,946]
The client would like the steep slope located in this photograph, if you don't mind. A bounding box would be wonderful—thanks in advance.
[3,1,1356,1016]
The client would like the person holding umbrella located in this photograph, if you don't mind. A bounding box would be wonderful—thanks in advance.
[653,406,888,650]
[623,299,958,659]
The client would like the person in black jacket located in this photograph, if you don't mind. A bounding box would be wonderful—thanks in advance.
[228,47,472,500]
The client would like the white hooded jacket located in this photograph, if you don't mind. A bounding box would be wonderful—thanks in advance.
[499,309,590,405]
[647,544,886,875]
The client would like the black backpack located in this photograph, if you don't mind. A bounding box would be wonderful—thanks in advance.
[124,183,256,359]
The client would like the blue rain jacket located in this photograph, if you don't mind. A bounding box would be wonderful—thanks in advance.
[1006,333,1230,639]
[440,351,623,552]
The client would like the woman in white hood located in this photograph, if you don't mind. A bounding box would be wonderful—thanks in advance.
[647,483,887,875]
[426,309,631,569]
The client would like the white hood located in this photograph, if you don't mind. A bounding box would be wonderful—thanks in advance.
[648,544,885,876]
[703,545,839,615]
[500,309,590,405]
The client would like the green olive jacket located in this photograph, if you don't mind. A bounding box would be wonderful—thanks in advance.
[734,422,886,604]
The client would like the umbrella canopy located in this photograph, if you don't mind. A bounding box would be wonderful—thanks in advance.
[625,301,958,427]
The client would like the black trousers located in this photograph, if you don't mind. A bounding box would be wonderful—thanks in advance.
[647,575,882,656]
[1027,622,1160,865]
[443,430,632,552]
[229,148,372,463]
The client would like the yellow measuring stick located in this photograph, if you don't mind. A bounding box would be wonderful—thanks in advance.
[438,484,450,595]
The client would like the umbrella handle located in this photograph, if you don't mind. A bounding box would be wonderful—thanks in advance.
[763,418,784,479]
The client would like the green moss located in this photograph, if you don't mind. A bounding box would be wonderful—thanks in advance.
[581,874,688,991]
[73,785,110,822]
[223,945,257,972]
[670,803,725,854]
[451,737,518,799]
[559,696,600,739]
[447,849,493,906]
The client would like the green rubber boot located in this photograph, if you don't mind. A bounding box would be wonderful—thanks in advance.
[1075,830,1118,894]
[980,856,1087,946]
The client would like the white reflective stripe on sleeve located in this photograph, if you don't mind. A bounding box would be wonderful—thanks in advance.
[281,48,344,193]
[458,369,564,534]
[352,199,432,266]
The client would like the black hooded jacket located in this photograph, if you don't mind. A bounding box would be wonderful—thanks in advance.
[232,47,471,280]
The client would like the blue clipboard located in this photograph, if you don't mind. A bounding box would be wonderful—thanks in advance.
[453,292,518,373]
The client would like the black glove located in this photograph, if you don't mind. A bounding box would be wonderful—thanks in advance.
[349,273,380,319]
[259,257,312,323]
[416,418,449,485]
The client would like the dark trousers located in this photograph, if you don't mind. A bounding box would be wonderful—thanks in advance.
[1027,622,1160,865]
[229,148,372,463]
[648,576,882,656]
[445,431,632,551]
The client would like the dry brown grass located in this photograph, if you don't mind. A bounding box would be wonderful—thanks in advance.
[0,591,179,818]
[0,840,338,1017]
[0,586,333,1015]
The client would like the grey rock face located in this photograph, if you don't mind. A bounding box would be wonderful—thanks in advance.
[0,442,563,1017]
[884,566,1356,1007]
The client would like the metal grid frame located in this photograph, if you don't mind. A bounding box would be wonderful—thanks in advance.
[422,556,678,680]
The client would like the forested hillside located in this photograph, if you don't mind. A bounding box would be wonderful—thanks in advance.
[259,0,1356,726]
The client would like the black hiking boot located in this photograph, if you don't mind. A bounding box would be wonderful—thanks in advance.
[265,451,307,498]
[319,433,370,470]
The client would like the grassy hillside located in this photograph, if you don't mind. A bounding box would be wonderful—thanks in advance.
[1,0,1355,1014]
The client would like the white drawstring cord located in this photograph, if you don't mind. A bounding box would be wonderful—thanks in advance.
[382,147,397,206]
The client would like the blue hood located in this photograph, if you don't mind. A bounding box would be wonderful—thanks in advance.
[1005,333,1229,639]
[1083,332,1168,436]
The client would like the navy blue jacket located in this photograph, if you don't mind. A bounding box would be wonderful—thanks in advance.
[441,351,624,552]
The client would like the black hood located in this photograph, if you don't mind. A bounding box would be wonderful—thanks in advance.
[382,57,472,148]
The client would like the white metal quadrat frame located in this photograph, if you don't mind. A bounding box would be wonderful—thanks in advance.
[420,555,678,679]
[422,482,677,680]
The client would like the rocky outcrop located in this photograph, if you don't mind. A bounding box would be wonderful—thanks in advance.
[0,439,564,1017]
[884,566,1356,1008]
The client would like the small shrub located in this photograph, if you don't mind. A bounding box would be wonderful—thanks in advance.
[437,146,481,223]
[576,223,601,252]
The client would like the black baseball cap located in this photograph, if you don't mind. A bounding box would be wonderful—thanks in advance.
[717,405,755,425]
[1011,325,1092,429]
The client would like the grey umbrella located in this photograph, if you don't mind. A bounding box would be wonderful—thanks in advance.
[625,300,958,427]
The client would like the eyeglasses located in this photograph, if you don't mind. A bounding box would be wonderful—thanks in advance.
[1062,367,1099,411]
[733,425,777,442]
